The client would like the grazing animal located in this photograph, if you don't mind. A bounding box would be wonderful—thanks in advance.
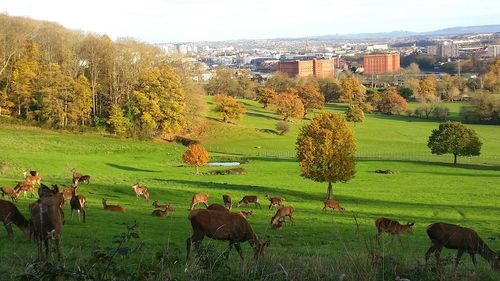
[152,208,171,217]
[14,181,36,198]
[1,186,19,202]
[425,222,500,269]
[236,195,262,209]
[23,168,40,177]
[375,217,414,246]
[222,194,232,210]
[271,206,295,229]
[187,209,270,260]
[23,174,42,187]
[61,187,74,204]
[207,203,229,212]
[30,192,65,260]
[190,193,209,210]
[69,187,86,223]
[102,198,125,212]
[131,183,150,201]
[71,169,90,185]
[239,210,253,218]
[266,194,285,209]
[322,199,345,212]
[0,199,31,240]
[152,200,170,210]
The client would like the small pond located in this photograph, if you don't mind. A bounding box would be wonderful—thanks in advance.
[207,162,241,167]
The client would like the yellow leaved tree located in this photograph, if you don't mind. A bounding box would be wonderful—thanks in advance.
[182,144,209,175]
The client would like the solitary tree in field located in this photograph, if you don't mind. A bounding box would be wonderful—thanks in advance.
[294,84,325,117]
[213,94,246,123]
[296,113,356,199]
[182,144,209,174]
[427,121,482,164]
[273,93,304,121]
[377,88,408,115]
[345,104,365,125]
[256,87,277,108]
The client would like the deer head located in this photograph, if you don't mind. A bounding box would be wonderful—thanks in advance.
[252,239,270,259]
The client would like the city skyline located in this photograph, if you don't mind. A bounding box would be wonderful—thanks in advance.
[1,0,499,42]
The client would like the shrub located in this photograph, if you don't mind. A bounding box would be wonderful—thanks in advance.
[345,105,365,125]
[432,105,449,120]
[204,167,247,175]
[275,120,291,135]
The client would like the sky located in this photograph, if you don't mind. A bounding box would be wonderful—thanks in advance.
[1,0,499,43]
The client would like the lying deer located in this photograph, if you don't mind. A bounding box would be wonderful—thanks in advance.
[14,181,36,198]
[152,200,170,210]
[0,199,31,240]
[266,194,285,209]
[70,187,86,223]
[239,210,253,218]
[187,209,270,260]
[223,194,232,210]
[375,217,414,246]
[425,222,500,269]
[271,206,295,229]
[132,183,150,201]
[152,207,171,217]
[323,199,345,212]
[236,195,262,209]
[190,193,208,210]
[102,198,125,212]
[1,186,19,202]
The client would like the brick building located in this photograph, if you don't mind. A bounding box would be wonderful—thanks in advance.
[363,53,400,74]
[277,59,334,78]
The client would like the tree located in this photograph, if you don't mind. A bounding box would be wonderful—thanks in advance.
[296,113,356,199]
[427,121,482,164]
[205,67,238,96]
[339,76,366,104]
[482,59,500,92]
[213,94,246,123]
[317,77,342,102]
[471,92,499,123]
[345,104,365,125]
[265,72,296,93]
[273,93,304,121]
[275,120,291,135]
[377,88,408,115]
[107,105,129,136]
[182,144,209,174]
[256,87,277,108]
[294,84,325,117]
[416,76,439,103]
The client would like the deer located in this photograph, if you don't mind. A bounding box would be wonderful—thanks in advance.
[152,207,171,217]
[30,190,65,260]
[1,186,19,202]
[152,200,171,210]
[239,210,253,218]
[322,199,345,212]
[266,194,285,209]
[425,222,500,269]
[102,198,125,212]
[190,193,209,210]
[207,203,229,212]
[23,171,42,187]
[271,206,295,229]
[375,217,414,246]
[187,209,270,260]
[223,194,232,210]
[131,183,150,201]
[236,195,262,209]
[71,168,90,185]
[14,181,36,198]
[69,187,86,223]
[0,199,31,241]
[60,185,76,205]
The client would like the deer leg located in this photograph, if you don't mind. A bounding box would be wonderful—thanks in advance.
[186,237,193,260]
[470,253,477,268]
[376,232,382,246]
[234,243,244,260]
[397,235,403,248]
[82,209,86,223]
[289,215,294,225]
[455,249,464,268]
[4,222,14,241]
[203,202,209,208]
[71,208,74,220]
[226,242,234,259]
[434,245,443,267]
[55,237,61,260]
[425,244,437,263]
[268,204,272,210]
[44,238,49,259]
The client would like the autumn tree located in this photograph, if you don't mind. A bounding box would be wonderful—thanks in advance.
[317,77,342,102]
[416,76,439,103]
[482,59,500,92]
[275,120,291,135]
[107,104,129,136]
[256,87,277,108]
[471,92,499,123]
[273,93,304,121]
[182,144,209,174]
[213,94,246,123]
[205,67,238,96]
[265,72,296,93]
[377,88,408,115]
[427,121,482,164]
[296,113,356,199]
[345,104,365,125]
[294,84,325,117]
[339,76,366,104]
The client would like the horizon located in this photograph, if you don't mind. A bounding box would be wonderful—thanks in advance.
[1,0,500,43]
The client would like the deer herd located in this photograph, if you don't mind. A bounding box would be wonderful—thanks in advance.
[0,168,499,271]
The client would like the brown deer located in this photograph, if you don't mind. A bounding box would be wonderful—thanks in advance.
[239,210,253,218]
[152,200,170,210]
[23,168,39,177]
[266,194,285,209]
[61,186,75,204]
[1,186,19,202]
[323,199,345,212]
[223,194,232,210]
[0,199,31,240]
[14,181,36,198]
[131,183,150,201]
[102,198,125,212]
[375,217,414,246]
[271,206,295,229]
[152,207,171,217]
[70,187,86,223]
[30,191,65,260]
[187,209,270,260]
[190,193,209,210]
[236,195,262,209]
[425,222,500,269]
[207,203,229,212]
[71,169,90,185]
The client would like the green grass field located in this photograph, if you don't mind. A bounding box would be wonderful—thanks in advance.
[0,99,499,280]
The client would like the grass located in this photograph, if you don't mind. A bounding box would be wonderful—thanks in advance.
[0,99,499,280]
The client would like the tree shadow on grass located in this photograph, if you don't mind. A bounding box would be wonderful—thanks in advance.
[106,163,160,173]
[358,159,500,172]
[246,112,280,120]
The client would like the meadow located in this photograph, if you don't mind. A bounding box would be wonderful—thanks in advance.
[0,100,499,280]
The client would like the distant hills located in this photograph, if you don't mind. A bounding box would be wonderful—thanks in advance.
[311,25,500,40]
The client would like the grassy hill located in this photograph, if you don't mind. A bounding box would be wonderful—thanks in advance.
[0,99,499,280]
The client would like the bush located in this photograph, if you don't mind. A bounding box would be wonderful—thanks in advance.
[345,105,365,124]
[432,105,449,120]
[204,167,247,175]
[174,136,199,146]
[275,120,291,135]
[414,104,435,119]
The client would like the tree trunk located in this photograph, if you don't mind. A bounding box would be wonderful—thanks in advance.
[195,166,199,175]
[326,181,333,200]
[454,153,457,164]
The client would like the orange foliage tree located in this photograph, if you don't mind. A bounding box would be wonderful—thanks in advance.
[273,93,304,121]
[182,144,209,174]
[256,87,277,108]
[294,84,325,117]
[377,88,408,115]
[296,113,356,199]
[213,94,246,123]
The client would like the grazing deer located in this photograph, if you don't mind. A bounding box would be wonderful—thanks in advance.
[70,187,86,223]
[23,168,39,177]
[190,193,209,210]
[207,203,229,212]
[152,200,170,210]
[31,191,65,260]
[323,199,345,212]
[266,194,285,209]
[61,186,75,204]
[236,195,262,209]
[131,183,150,201]
[71,169,90,185]
[375,217,414,246]
[271,206,295,229]
[102,198,125,212]
[223,194,232,210]
[187,209,270,260]
[23,172,42,187]
[14,181,36,198]
[239,210,253,218]
[425,222,500,269]
[0,199,31,240]
[152,207,171,217]
[1,186,19,202]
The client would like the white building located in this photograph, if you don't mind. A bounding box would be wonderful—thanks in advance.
[487,45,500,58]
